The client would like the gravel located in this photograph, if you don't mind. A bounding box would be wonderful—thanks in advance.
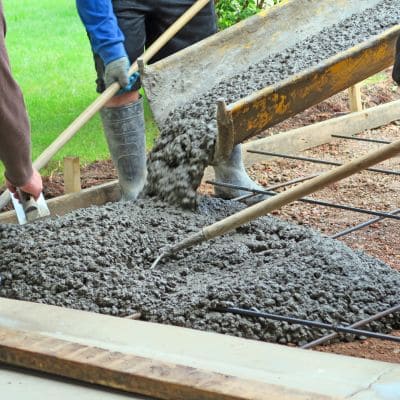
[1,197,399,345]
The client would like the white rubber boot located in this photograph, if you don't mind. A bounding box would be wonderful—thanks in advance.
[213,144,269,204]
[100,98,147,201]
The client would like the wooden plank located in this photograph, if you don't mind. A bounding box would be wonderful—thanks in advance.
[348,84,363,112]
[1,299,399,398]
[1,366,143,400]
[64,157,81,194]
[0,326,331,400]
[0,181,120,224]
[243,98,400,168]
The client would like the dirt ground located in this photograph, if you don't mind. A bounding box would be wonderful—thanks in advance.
[29,69,400,364]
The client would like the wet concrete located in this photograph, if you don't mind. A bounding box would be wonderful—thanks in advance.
[1,197,399,345]
[146,0,400,208]
[1,1,399,347]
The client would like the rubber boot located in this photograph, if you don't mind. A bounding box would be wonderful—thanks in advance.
[213,144,269,204]
[100,99,147,201]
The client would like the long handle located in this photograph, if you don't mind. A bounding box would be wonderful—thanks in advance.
[202,138,400,240]
[0,0,211,211]
[151,137,400,269]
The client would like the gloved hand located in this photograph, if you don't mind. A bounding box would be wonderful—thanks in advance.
[392,36,400,84]
[104,56,140,94]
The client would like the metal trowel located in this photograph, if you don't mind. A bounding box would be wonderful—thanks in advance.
[10,189,50,225]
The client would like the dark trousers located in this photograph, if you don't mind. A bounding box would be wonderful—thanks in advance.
[94,0,217,92]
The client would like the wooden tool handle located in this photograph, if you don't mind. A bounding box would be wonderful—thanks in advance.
[0,0,211,211]
[203,138,400,240]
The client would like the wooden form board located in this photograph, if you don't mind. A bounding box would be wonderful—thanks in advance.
[1,365,144,400]
[243,98,400,168]
[0,180,120,224]
[2,299,400,399]
[0,327,332,400]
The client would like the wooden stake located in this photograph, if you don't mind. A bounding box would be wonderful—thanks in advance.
[63,157,81,194]
[348,84,363,112]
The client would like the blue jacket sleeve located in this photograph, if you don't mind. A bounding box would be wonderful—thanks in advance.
[76,0,127,65]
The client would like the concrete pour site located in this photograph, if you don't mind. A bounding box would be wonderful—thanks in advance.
[1,0,399,345]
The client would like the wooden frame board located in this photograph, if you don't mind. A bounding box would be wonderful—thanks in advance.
[2,299,400,399]
[242,98,400,167]
[0,181,119,224]
[0,326,330,400]
[0,300,338,400]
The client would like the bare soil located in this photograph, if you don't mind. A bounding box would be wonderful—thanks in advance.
[41,159,117,199]
[33,69,400,363]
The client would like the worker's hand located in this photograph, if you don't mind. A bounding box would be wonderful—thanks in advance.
[6,169,43,201]
[104,56,140,93]
[393,36,400,84]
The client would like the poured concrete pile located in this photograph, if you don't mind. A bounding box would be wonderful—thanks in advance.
[146,0,400,208]
[1,197,399,345]
[1,1,400,348]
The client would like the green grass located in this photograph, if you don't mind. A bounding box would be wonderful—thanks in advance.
[1,0,158,181]
[363,71,388,86]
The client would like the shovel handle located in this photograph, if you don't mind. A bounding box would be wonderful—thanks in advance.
[202,138,400,240]
[0,0,211,211]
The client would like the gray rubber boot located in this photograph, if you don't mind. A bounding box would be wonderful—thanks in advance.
[100,99,147,202]
[213,144,269,204]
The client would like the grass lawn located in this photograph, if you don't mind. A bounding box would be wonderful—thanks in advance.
[2,0,158,182]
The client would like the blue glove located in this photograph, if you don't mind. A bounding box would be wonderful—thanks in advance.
[117,71,140,95]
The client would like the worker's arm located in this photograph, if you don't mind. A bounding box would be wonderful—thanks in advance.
[0,6,32,187]
[75,0,127,65]
[0,4,42,199]
[76,0,139,92]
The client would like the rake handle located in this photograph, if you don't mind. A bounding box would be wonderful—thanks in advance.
[0,0,211,211]
[153,137,400,268]
[202,138,400,240]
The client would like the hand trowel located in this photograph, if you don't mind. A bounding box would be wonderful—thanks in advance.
[10,189,50,225]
